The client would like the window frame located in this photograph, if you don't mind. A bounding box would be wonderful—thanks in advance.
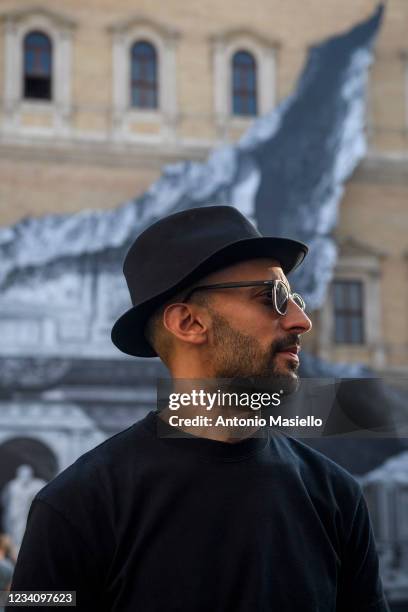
[212,30,278,139]
[2,8,75,137]
[317,239,385,369]
[110,17,180,143]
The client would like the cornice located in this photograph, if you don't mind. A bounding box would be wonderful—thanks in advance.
[209,27,280,50]
[107,14,180,41]
[350,154,408,185]
[337,236,387,259]
[0,5,77,29]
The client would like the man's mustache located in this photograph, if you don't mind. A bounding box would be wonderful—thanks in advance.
[271,335,301,356]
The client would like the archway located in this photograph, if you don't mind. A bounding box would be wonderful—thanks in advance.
[0,437,58,529]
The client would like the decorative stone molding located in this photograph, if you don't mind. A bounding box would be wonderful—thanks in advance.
[0,357,71,389]
[0,6,76,137]
[107,15,180,143]
[210,27,279,139]
[318,237,387,368]
[0,401,106,470]
[0,6,76,29]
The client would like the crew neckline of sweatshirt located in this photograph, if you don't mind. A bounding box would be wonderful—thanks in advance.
[141,410,270,461]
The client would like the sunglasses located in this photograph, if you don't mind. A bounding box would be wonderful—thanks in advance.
[182,280,306,316]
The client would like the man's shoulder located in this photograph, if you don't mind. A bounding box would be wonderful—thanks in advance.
[274,435,365,544]
[36,412,154,506]
[277,434,362,500]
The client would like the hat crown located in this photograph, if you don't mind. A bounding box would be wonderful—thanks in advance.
[123,206,260,305]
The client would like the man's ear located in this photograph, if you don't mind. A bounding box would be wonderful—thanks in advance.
[163,302,208,348]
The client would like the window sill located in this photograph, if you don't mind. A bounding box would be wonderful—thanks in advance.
[20,100,55,113]
[125,108,161,122]
[228,115,258,126]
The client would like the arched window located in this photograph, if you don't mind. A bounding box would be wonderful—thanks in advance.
[232,50,257,116]
[23,31,52,100]
[130,41,158,109]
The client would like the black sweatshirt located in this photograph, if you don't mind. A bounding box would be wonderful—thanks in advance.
[8,410,389,611]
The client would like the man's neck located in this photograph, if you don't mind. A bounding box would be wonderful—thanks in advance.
[158,378,264,443]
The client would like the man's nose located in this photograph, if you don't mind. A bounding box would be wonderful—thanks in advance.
[281,296,312,334]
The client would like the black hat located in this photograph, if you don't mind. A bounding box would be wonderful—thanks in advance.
[111,205,308,357]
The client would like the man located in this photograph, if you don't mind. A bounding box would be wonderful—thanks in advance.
[9,206,389,611]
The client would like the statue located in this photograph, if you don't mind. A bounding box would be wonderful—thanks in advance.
[1,465,46,550]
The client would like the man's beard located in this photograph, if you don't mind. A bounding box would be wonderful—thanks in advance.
[209,309,301,399]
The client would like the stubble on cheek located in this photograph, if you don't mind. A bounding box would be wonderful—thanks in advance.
[210,312,292,376]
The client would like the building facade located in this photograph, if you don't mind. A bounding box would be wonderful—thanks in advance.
[0,0,407,376]
[0,4,407,606]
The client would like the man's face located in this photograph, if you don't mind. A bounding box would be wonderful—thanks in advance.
[200,258,312,395]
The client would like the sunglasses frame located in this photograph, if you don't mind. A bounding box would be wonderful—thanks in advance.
[182,280,306,316]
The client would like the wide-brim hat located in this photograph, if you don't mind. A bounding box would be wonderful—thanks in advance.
[111,205,308,357]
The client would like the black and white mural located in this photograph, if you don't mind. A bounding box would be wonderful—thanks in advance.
[0,5,407,606]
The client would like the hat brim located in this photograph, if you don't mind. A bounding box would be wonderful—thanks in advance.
[111,236,308,358]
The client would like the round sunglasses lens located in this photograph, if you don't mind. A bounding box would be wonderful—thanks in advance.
[275,283,289,314]
[293,293,305,310]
